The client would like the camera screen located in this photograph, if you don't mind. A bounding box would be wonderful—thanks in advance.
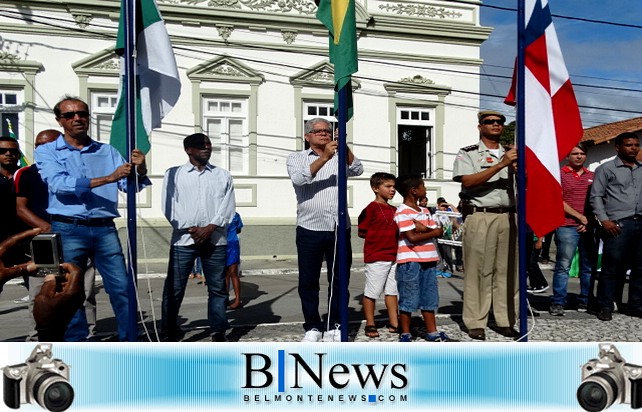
[31,239,56,265]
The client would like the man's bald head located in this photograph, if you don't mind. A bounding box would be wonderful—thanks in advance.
[35,129,60,148]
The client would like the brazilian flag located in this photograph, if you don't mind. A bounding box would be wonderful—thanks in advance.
[316,0,358,120]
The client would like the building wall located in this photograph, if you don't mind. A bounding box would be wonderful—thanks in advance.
[0,0,490,260]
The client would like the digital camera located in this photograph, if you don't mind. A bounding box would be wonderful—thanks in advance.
[29,234,63,277]
[577,343,642,412]
[3,344,73,412]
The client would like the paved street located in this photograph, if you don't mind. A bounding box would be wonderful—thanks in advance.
[1,258,639,343]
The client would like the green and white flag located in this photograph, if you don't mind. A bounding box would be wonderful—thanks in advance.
[110,0,181,158]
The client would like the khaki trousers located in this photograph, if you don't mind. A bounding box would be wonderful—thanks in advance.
[462,211,518,330]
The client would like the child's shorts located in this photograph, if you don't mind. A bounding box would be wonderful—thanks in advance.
[396,261,438,312]
[226,241,240,267]
[364,261,398,299]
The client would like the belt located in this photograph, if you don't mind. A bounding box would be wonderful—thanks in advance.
[621,215,642,221]
[51,215,115,226]
[472,206,515,214]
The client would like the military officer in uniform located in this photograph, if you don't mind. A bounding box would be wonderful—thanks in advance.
[453,110,518,341]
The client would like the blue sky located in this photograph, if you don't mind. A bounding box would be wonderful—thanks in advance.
[479,0,642,128]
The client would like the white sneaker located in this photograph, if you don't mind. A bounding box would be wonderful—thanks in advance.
[322,324,342,342]
[301,329,322,342]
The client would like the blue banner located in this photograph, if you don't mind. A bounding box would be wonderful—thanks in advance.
[1,342,633,411]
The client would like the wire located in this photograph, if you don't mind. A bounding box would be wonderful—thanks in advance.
[1,5,641,120]
[447,0,642,29]
[325,222,340,336]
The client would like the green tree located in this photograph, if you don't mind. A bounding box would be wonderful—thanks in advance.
[501,120,516,147]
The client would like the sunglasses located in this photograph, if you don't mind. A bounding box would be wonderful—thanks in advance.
[481,119,505,126]
[59,111,90,120]
[0,148,21,156]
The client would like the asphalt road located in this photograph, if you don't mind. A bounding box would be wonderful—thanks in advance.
[1,258,640,343]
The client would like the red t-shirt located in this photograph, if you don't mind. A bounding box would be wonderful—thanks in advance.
[560,165,594,227]
[357,201,398,263]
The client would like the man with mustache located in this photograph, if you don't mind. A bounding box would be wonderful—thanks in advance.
[36,96,150,341]
[161,133,236,342]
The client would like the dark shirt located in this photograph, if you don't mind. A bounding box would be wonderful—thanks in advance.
[0,174,17,241]
[14,164,50,223]
[0,173,28,266]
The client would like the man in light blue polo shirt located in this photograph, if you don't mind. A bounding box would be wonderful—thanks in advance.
[36,96,150,341]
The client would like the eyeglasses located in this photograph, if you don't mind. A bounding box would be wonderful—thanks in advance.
[481,119,505,126]
[309,129,333,135]
[0,148,21,156]
[59,111,90,119]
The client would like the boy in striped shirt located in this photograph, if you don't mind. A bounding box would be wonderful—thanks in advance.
[394,175,453,342]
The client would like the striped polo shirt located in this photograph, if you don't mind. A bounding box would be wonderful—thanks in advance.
[394,203,440,264]
[560,165,594,227]
[286,148,363,231]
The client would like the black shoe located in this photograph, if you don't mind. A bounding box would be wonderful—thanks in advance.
[161,329,185,342]
[597,308,613,321]
[212,332,227,342]
[456,265,464,272]
[549,304,565,316]
[628,308,642,318]
[467,328,485,341]
[494,326,520,339]
[527,284,550,294]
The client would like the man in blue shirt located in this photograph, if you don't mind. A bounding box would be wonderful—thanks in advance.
[36,96,150,341]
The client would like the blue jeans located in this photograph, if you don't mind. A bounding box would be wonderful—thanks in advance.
[296,226,351,331]
[396,262,439,312]
[52,220,132,341]
[551,226,592,306]
[161,242,228,337]
[597,217,642,311]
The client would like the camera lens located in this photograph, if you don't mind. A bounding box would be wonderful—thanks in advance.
[32,372,74,412]
[577,372,618,412]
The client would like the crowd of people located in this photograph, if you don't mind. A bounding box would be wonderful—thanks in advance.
[1,103,640,343]
[0,97,241,342]
[289,111,641,343]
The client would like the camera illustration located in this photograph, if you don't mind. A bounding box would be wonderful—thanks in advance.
[3,344,74,412]
[577,343,642,411]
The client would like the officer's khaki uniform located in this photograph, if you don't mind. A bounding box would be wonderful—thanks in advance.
[453,140,518,330]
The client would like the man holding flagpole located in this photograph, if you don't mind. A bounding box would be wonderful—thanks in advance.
[36,96,150,342]
[287,118,363,342]
[453,110,519,341]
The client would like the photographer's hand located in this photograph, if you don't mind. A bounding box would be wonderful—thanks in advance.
[34,263,84,341]
[0,228,40,290]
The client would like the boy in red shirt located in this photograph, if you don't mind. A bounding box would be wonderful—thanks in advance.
[358,173,399,338]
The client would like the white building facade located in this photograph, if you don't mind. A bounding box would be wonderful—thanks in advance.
[0,0,491,261]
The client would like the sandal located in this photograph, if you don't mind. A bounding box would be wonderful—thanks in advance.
[364,325,379,338]
[387,324,399,334]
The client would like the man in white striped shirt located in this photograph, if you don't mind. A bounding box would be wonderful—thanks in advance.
[286,118,364,342]
[161,133,236,342]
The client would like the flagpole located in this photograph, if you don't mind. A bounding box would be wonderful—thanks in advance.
[337,84,349,343]
[124,0,139,342]
[517,0,528,341]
